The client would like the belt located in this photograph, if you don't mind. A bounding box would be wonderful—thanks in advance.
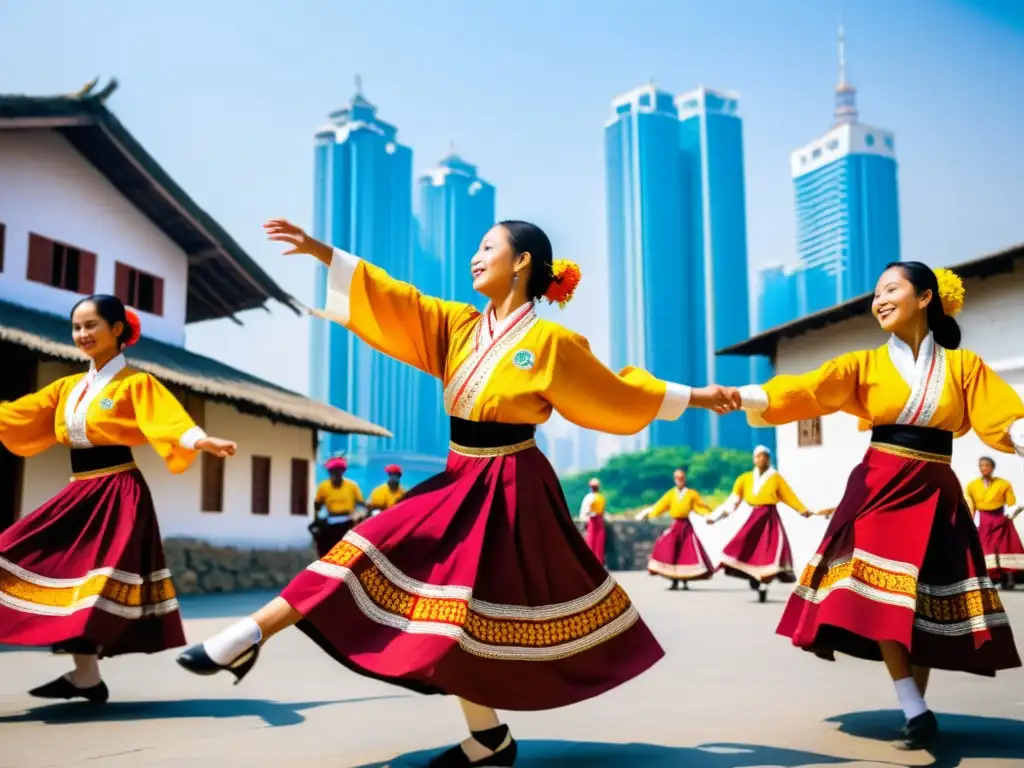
[449,417,537,457]
[70,446,137,481]
[870,424,953,464]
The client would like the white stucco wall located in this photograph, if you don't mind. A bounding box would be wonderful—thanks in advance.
[0,130,188,345]
[765,267,1024,570]
[19,362,317,549]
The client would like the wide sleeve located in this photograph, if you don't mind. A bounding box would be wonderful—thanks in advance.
[648,490,673,519]
[0,378,65,457]
[314,248,473,379]
[1005,482,1017,508]
[352,481,365,504]
[960,350,1024,456]
[690,491,712,516]
[738,352,865,427]
[775,475,808,514]
[544,331,692,435]
[729,474,747,504]
[130,374,206,474]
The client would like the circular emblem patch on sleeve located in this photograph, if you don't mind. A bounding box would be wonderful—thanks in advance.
[512,349,535,370]
[99,398,115,411]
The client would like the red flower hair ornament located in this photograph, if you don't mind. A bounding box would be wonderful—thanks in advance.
[542,260,582,309]
[122,309,142,347]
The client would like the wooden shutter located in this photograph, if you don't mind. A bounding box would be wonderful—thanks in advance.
[797,418,823,448]
[76,250,97,294]
[151,275,165,316]
[26,234,53,284]
[201,453,224,512]
[251,456,271,515]
[114,262,132,304]
[290,459,309,516]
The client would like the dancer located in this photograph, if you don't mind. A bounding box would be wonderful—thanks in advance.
[965,456,1024,589]
[367,464,406,516]
[0,295,236,703]
[579,478,607,565]
[708,445,817,603]
[178,218,737,766]
[733,262,1023,749]
[308,455,364,557]
[642,467,714,589]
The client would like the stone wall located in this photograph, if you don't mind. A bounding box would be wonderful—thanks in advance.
[165,521,667,595]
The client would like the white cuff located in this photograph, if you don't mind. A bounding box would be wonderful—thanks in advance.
[656,382,691,420]
[323,247,361,325]
[739,385,769,412]
[1010,418,1024,457]
[727,494,741,508]
[179,426,207,450]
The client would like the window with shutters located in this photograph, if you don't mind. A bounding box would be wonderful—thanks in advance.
[252,456,271,516]
[290,459,309,516]
[201,453,224,513]
[26,234,96,294]
[114,262,164,316]
[0,222,5,272]
[797,417,823,447]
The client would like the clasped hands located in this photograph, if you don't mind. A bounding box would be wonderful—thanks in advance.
[690,385,743,415]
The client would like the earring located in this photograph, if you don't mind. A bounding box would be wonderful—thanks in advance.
[513,272,520,287]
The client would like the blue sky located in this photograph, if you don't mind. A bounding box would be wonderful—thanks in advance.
[2,0,1022,402]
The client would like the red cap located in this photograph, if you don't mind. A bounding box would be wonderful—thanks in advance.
[325,457,348,471]
[385,464,402,475]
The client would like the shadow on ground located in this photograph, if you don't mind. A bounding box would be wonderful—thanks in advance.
[829,710,1024,768]
[350,740,863,767]
[0,695,406,728]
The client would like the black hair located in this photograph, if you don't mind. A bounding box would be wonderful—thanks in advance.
[886,261,961,350]
[499,220,554,301]
[70,294,135,348]
[979,456,996,468]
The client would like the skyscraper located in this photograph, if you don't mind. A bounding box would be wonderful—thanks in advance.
[309,82,424,484]
[676,87,754,451]
[418,151,496,310]
[790,25,900,314]
[605,83,700,452]
[605,82,755,453]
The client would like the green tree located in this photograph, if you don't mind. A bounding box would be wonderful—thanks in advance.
[559,446,749,514]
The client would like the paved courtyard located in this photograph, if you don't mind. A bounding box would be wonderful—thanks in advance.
[2,573,1023,767]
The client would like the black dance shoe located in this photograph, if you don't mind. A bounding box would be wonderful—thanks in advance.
[900,710,938,750]
[681,581,689,591]
[758,587,768,603]
[176,642,260,684]
[668,581,679,591]
[428,725,518,767]
[29,676,109,704]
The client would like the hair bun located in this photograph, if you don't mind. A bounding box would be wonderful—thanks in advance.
[543,260,582,308]
[123,308,142,347]
[933,267,965,316]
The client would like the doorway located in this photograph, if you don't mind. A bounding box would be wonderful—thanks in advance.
[0,343,36,532]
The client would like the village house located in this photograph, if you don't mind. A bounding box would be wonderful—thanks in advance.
[0,81,390,589]
[718,244,1024,568]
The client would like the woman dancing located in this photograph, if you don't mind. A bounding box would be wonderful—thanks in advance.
[579,478,607,565]
[734,262,1023,749]
[177,219,736,766]
[642,467,714,589]
[0,295,236,702]
[965,456,1024,588]
[708,446,819,603]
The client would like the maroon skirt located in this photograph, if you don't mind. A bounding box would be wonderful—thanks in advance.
[280,419,664,711]
[777,426,1020,676]
[718,505,796,584]
[648,518,713,581]
[584,515,607,565]
[977,508,1024,577]
[0,447,184,657]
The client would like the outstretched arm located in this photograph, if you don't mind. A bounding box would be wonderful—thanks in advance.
[0,379,65,457]
[737,352,865,427]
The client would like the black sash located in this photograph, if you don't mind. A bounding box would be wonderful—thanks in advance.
[449,417,535,448]
[70,446,135,474]
[871,424,953,458]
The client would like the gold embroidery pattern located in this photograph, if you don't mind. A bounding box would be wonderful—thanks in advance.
[647,560,710,579]
[0,569,176,611]
[448,438,537,458]
[869,443,951,464]
[320,541,633,651]
[70,462,138,482]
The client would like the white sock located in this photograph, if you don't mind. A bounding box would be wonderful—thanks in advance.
[204,617,263,666]
[894,676,928,720]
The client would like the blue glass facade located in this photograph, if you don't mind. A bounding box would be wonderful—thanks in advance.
[309,89,442,487]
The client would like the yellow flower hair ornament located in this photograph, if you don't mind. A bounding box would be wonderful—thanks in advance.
[933,267,965,316]
[542,260,582,308]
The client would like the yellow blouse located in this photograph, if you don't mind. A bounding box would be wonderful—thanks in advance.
[742,334,1024,454]
[580,492,607,517]
[966,477,1017,512]
[368,483,405,510]
[731,469,807,513]
[649,487,710,519]
[315,478,364,515]
[314,249,692,434]
[0,354,204,474]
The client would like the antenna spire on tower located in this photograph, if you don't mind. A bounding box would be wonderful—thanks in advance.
[833,21,858,124]
[355,73,363,94]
